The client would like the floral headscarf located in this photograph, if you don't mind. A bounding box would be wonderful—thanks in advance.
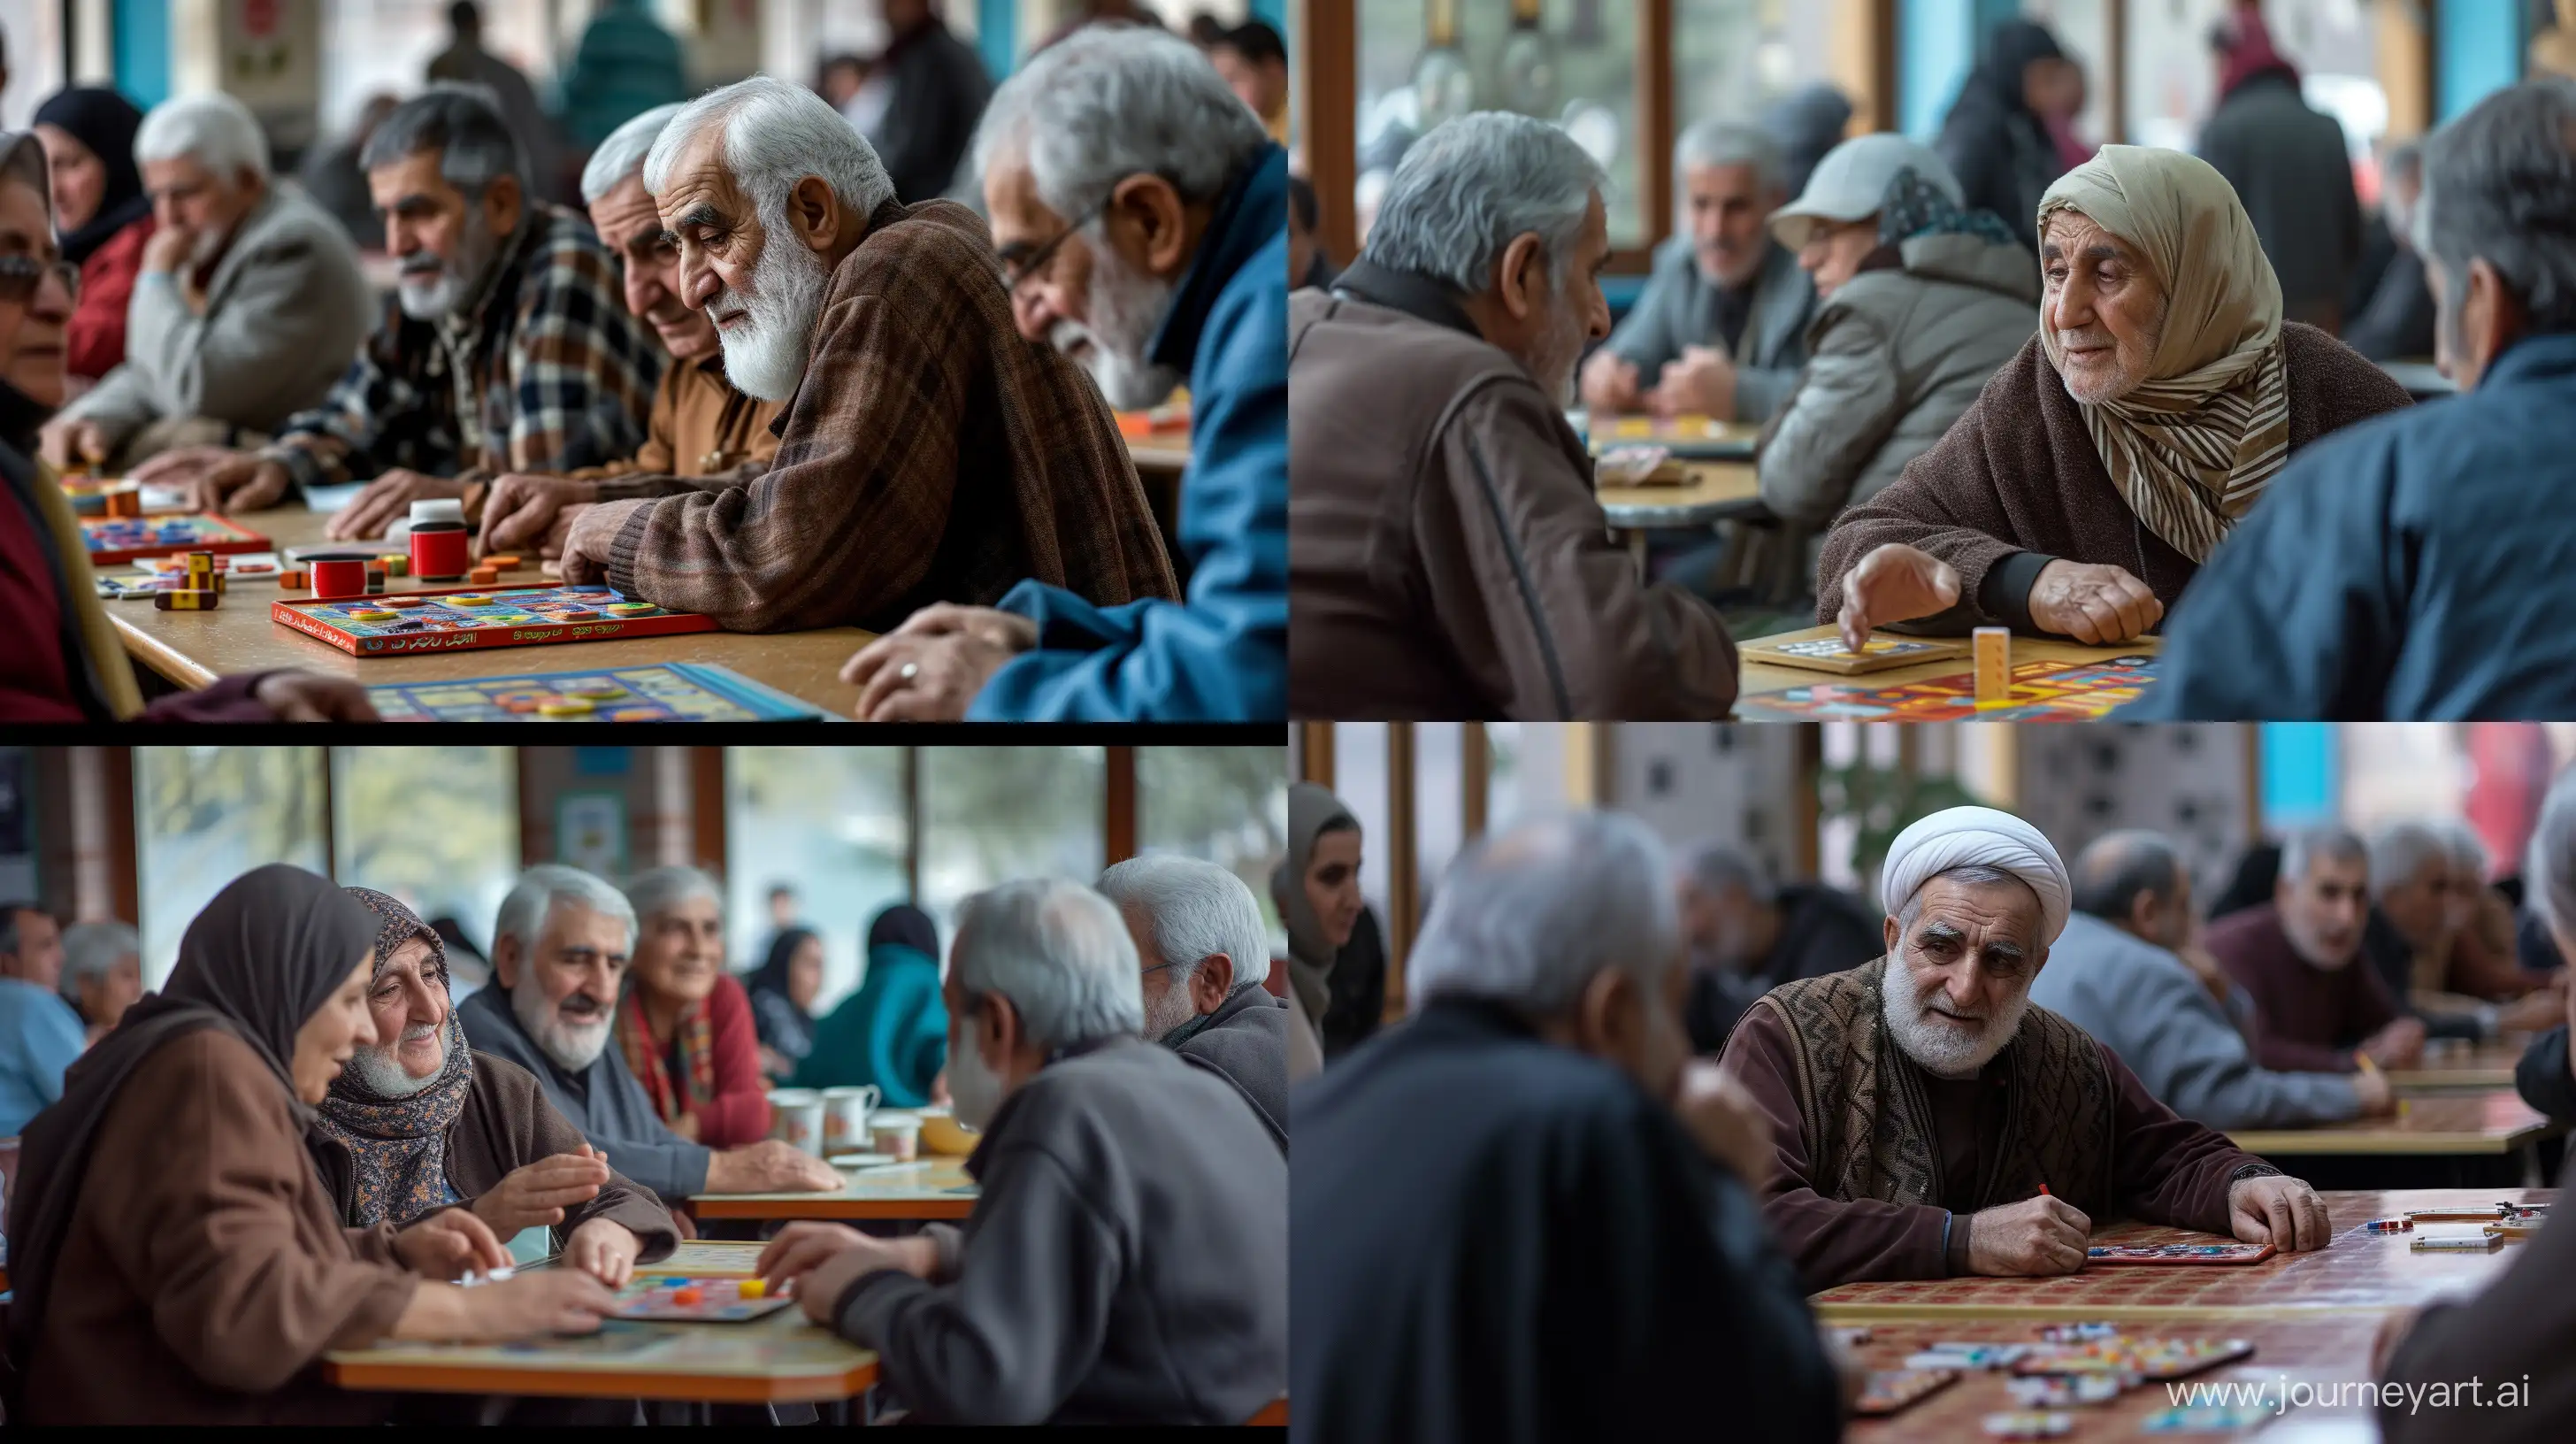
[309,887,476,1227]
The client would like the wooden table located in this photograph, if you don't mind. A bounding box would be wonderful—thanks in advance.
[2388,1038,2528,1094]
[1569,410,1762,459]
[1736,626,2160,711]
[1125,431,1192,475]
[2227,1092,2557,1171]
[2378,358,2455,397]
[323,1242,878,1408]
[1598,461,1760,573]
[105,506,878,715]
[1814,1189,2542,1322]
[691,1156,978,1223]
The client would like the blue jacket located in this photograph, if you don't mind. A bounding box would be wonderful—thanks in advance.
[0,977,85,1136]
[2126,333,2576,719]
[794,942,948,1108]
[970,146,1288,720]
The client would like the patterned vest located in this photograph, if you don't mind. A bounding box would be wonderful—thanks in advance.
[1744,956,2119,1218]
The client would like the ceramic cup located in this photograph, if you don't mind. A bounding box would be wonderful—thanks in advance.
[822,1085,881,1149]
[767,1088,825,1156]
[870,1110,923,1163]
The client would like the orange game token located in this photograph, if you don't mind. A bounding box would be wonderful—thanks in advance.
[671,1287,702,1307]
[484,554,523,569]
[554,608,598,620]
[380,595,426,607]
[609,707,660,722]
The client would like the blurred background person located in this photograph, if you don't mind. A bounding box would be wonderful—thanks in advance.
[2199,0,2363,334]
[33,87,150,389]
[58,918,142,1045]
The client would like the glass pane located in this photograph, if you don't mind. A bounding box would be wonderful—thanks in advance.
[726,747,910,1011]
[329,748,519,972]
[1414,723,1464,903]
[134,748,327,989]
[2122,0,2378,157]
[1356,0,1647,248]
[1137,746,1292,944]
[2023,0,2112,145]
[0,1,67,132]
[1329,724,1392,927]
[917,748,1107,941]
[1674,0,1826,132]
[1485,722,1526,835]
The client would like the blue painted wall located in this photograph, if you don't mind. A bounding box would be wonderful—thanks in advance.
[1248,0,1287,29]
[2258,725,2339,830]
[978,0,1017,80]
[2436,1,2526,122]
[1899,0,2018,141]
[111,0,172,109]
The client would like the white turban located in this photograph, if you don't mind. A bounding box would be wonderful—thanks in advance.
[1880,806,2072,945]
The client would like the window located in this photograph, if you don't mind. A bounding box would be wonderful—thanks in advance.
[1328,724,1392,933]
[917,747,1106,939]
[134,748,327,988]
[726,747,909,1011]
[1414,723,1465,906]
[2123,0,2380,157]
[2023,0,2112,146]
[1137,745,1292,941]
[330,747,519,961]
[0,1,67,132]
[1674,0,1831,134]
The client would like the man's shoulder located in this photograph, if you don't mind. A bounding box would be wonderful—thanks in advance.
[840,200,1001,293]
[519,206,621,289]
[455,984,524,1046]
[2202,905,2281,956]
[1291,290,1539,402]
[467,1047,547,1105]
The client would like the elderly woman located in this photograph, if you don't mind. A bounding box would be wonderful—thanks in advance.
[744,925,824,1082]
[3,866,619,1425]
[613,866,770,1148]
[1273,783,1365,1079]
[796,904,949,1106]
[1819,146,2412,650]
[310,887,676,1281]
[32,88,151,386]
[58,919,142,1042]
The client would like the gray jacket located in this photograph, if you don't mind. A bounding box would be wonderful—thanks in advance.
[836,1036,1285,1425]
[1604,236,1813,422]
[1758,231,2039,531]
[1171,986,1289,1155]
[64,184,373,448]
[2029,911,2362,1132]
[456,984,710,1202]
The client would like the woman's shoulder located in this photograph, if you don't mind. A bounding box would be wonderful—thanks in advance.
[2279,322,2415,427]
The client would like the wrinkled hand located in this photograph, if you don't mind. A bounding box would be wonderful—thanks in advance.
[2350,1066,2396,1116]
[2360,1018,2427,1070]
[1649,344,1737,419]
[37,416,106,472]
[757,1221,937,1324]
[2229,1174,2331,1251]
[481,472,600,554]
[472,1143,611,1236]
[2026,559,2161,645]
[393,1206,512,1280]
[133,447,289,515]
[842,609,1037,721]
[254,671,381,721]
[329,468,467,542]
[1674,1059,1772,1187]
[2497,990,2562,1034]
[710,1138,843,1194]
[1836,543,1962,653]
[456,1269,619,1340]
[140,222,196,276]
[1966,1194,2091,1276]
[1579,349,1643,414]
[564,1215,642,1289]
[559,498,648,587]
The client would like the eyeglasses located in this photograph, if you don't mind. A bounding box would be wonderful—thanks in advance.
[999,193,1112,296]
[0,255,79,304]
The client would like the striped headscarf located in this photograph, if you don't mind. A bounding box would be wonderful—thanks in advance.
[2036,145,2288,565]
[310,887,476,1227]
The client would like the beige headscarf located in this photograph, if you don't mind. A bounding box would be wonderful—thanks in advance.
[2036,145,2288,565]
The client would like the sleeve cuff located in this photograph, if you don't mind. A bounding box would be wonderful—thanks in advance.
[1944,1210,1973,1277]
[922,1222,964,1280]
[605,500,656,596]
[1979,550,2057,633]
[831,1265,932,1347]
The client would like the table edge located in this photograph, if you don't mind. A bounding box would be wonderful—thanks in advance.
[111,611,220,688]
[322,1354,878,1403]
[687,1196,977,1221]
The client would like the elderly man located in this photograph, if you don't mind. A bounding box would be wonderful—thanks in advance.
[1721,807,2328,1291]
[1291,112,1738,719]
[1675,840,1879,1051]
[1098,854,1289,1153]
[755,879,1283,1425]
[2358,821,2540,1042]
[2202,826,2426,1074]
[1818,146,2408,654]
[1578,119,1814,423]
[36,92,372,473]
[131,85,658,539]
[0,902,83,1133]
[58,918,142,1044]
[494,74,1172,635]
[462,104,785,559]
[2032,831,2388,1130]
[455,864,840,1205]
[2135,81,2576,718]
[1293,813,1840,1442]
[840,27,1284,721]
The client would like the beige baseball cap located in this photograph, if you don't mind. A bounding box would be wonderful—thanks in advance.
[1767,133,1962,251]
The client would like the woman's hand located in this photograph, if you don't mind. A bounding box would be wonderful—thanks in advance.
[392,1206,512,1280]
[564,1216,643,1289]
[471,1143,611,1236]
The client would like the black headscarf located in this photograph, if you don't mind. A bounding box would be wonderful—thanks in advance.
[748,925,820,1007]
[4,865,377,1392]
[1966,19,2066,120]
[32,88,148,265]
[867,903,939,963]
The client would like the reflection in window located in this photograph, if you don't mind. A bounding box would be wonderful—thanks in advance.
[135,748,327,988]
[1329,725,1392,929]
[1674,0,1831,132]
[727,748,909,1010]
[1138,746,1292,942]
[330,748,519,968]
[918,748,1106,940]
[2121,0,2380,158]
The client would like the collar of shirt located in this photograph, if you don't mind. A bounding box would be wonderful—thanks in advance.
[1147,143,1287,375]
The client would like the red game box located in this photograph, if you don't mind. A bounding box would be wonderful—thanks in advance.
[272,583,719,658]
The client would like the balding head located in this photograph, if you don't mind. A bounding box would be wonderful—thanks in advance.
[2071,830,2192,951]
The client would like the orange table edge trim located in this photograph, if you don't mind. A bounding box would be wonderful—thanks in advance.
[323,1356,877,1404]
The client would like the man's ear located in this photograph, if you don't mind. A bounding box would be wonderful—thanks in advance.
[2465,257,2524,377]
[1570,964,1637,1058]
[1191,954,1235,1014]
[2128,890,2162,940]
[1882,912,1904,957]
[490,935,518,992]
[791,173,841,255]
[483,173,524,239]
[1493,231,1549,322]
[1110,173,1191,279]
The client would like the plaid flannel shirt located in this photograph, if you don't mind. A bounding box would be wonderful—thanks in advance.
[264,204,660,493]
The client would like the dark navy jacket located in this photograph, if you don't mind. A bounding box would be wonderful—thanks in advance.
[2126,333,2576,719]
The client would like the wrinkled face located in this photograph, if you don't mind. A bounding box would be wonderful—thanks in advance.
[1676,879,1765,973]
[142,155,259,265]
[2025,57,2085,119]
[786,934,825,1013]
[1124,901,1193,1041]
[985,152,1186,411]
[1881,875,2045,1079]
[632,892,725,1006]
[1305,827,1365,951]
[3,907,64,990]
[659,127,832,403]
[1683,161,1778,289]
[1516,190,1614,408]
[76,952,142,1030]
[1799,215,1882,300]
[2041,208,2169,404]
[591,174,715,360]
[349,935,451,1093]
[0,177,74,409]
[2377,860,2456,953]
[369,150,510,319]
[291,953,382,1105]
[2277,854,2369,968]
[2442,859,2486,935]
[34,124,104,234]
[505,900,631,1070]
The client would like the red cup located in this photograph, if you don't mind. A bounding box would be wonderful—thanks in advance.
[311,558,367,601]
[410,520,470,582]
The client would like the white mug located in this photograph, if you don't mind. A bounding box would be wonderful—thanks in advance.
[822,1085,881,1148]
[767,1088,825,1156]
[870,1110,922,1163]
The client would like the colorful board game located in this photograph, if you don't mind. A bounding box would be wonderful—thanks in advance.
[1736,656,2158,722]
[1855,1368,1959,1416]
[80,511,270,565]
[1578,411,1760,458]
[273,583,717,657]
[366,663,827,722]
[612,1275,797,1323]
[2085,1243,2276,1266]
[1741,634,1972,676]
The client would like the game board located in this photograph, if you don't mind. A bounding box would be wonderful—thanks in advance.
[612,1275,797,1323]
[1578,411,1760,458]
[1855,1368,1959,1416]
[1741,634,1972,676]
[2085,1244,2276,1266]
[366,663,826,722]
[80,511,270,565]
[1736,656,2158,721]
[273,583,717,657]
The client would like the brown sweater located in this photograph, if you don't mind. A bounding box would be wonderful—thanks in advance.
[1815,323,2412,634]
[2204,902,2401,1074]
[23,1030,418,1425]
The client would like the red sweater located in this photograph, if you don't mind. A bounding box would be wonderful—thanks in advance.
[68,215,154,383]
[617,972,773,1148]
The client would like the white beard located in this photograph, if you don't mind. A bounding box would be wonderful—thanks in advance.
[1140,973,1202,1042]
[512,974,614,1073]
[1881,954,2031,1079]
[347,1021,447,1097]
[1048,248,1184,411]
[710,231,832,403]
[396,207,500,321]
[947,1031,1008,1130]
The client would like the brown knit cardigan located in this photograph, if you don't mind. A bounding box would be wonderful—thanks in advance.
[1814,322,2414,634]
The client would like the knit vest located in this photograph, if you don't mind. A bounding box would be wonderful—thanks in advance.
[1745,956,2117,1217]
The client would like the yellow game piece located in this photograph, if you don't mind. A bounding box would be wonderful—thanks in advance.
[449,593,493,606]
[537,697,595,717]
[571,685,628,700]
[379,554,409,576]
[737,1279,766,1299]
[1974,626,2010,703]
[349,609,396,622]
[1611,418,1655,439]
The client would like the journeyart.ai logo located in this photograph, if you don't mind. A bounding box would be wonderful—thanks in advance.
[2166,1375,2534,1418]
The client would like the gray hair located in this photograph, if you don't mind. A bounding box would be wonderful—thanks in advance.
[2526,767,2576,940]
[2281,825,2367,885]
[58,920,140,1000]
[580,101,684,206]
[2367,820,2451,899]
[972,24,1269,228]
[1675,117,1783,195]
[2434,819,2490,880]
[2071,831,2185,923]
[643,75,896,238]
[1097,855,1272,999]
[2414,78,2576,335]
[2382,139,2424,188]
[135,91,271,182]
[1361,111,1606,293]
[951,878,1145,1051]
[1896,864,2023,929]
[1408,811,1680,1016]
[625,864,724,927]
[360,82,528,199]
[1678,840,1775,907]
[494,864,637,956]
